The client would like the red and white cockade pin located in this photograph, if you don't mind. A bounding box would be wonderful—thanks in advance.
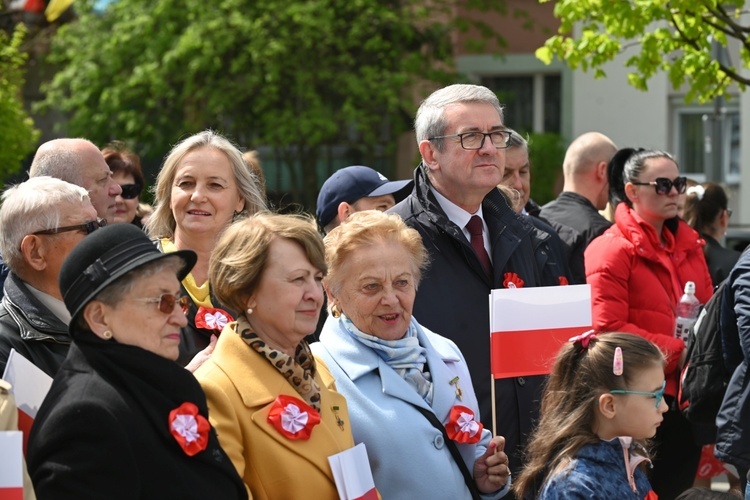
[445,405,483,444]
[195,306,234,332]
[267,395,321,440]
[169,402,209,456]
[503,272,524,289]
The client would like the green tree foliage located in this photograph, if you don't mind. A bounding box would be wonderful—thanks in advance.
[39,0,513,205]
[0,23,40,179]
[529,132,565,205]
[537,0,749,103]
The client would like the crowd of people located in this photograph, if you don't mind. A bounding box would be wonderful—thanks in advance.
[0,82,747,500]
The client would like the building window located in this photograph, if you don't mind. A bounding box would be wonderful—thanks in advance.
[481,73,561,134]
[672,102,740,184]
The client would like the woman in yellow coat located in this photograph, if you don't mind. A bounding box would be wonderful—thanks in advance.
[195,213,355,499]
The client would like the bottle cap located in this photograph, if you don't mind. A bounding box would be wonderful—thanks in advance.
[684,281,696,294]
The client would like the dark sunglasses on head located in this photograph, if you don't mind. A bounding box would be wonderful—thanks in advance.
[119,183,142,200]
[33,218,108,236]
[631,176,688,195]
[134,293,190,315]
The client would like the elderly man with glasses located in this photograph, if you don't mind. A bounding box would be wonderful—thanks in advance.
[0,176,104,377]
[389,84,571,485]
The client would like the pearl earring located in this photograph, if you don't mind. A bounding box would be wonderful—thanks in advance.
[246,307,253,315]
[102,330,113,339]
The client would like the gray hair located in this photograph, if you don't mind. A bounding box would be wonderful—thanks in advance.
[28,139,95,185]
[505,128,529,154]
[414,84,504,152]
[0,177,90,272]
[146,130,267,239]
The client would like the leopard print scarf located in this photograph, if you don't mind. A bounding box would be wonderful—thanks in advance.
[237,316,321,412]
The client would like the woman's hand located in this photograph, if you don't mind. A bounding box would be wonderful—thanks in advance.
[185,334,217,373]
[473,436,511,493]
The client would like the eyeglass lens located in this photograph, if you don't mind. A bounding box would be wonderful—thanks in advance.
[461,132,510,150]
[119,184,141,200]
[158,294,190,314]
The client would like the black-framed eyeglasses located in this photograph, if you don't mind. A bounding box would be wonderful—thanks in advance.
[631,176,688,195]
[32,218,107,236]
[428,131,513,150]
[132,293,190,315]
[119,183,142,200]
[609,381,666,408]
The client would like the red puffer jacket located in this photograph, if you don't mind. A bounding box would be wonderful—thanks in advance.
[585,203,713,397]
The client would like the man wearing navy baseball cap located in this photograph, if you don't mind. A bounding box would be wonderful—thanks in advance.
[316,166,413,234]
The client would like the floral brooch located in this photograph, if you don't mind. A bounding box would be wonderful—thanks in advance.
[195,306,234,332]
[503,272,524,289]
[445,405,483,444]
[169,402,209,456]
[267,395,321,440]
[558,276,569,286]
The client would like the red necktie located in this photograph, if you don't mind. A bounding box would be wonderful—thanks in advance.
[466,216,492,276]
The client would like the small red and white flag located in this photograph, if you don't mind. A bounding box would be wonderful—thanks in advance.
[490,284,592,378]
[2,349,53,453]
[0,431,23,500]
[328,442,378,500]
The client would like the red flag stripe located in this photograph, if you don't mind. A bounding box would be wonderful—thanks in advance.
[491,326,589,378]
[0,487,23,500]
[353,487,379,500]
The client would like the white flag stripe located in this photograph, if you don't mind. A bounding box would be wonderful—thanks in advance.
[2,349,53,418]
[490,284,592,331]
[0,431,22,488]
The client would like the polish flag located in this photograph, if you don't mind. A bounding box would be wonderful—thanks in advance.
[0,432,23,500]
[490,284,592,378]
[2,349,53,454]
[329,443,378,500]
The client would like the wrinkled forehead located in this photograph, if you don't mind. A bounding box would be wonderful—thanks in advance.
[442,102,504,131]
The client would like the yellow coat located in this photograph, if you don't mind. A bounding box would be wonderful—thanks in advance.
[195,323,354,499]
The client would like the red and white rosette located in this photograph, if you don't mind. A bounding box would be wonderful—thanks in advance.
[503,272,525,289]
[195,306,234,332]
[267,395,321,441]
[445,405,483,444]
[169,402,210,456]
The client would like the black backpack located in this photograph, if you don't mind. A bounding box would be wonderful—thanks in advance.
[678,280,731,445]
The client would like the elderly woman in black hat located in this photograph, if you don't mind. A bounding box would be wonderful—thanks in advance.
[26,224,246,500]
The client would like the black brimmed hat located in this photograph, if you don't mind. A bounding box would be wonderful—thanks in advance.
[59,223,197,324]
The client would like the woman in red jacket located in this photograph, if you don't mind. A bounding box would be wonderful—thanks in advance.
[585,148,712,500]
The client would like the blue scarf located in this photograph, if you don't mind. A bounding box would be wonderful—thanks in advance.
[341,315,434,405]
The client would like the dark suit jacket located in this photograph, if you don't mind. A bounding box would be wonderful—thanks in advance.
[390,164,570,477]
[28,336,246,500]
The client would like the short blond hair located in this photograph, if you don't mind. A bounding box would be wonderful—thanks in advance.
[323,210,429,296]
[210,212,326,314]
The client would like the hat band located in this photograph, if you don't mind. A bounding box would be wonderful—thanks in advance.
[63,239,158,313]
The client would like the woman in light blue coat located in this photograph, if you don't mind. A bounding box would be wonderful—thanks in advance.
[312,210,510,500]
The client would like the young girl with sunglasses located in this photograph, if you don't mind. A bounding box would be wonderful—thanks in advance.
[514,332,666,499]
[585,149,713,499]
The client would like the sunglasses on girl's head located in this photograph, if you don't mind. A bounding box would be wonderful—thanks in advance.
[119,183,142,200]
[631,176,688,195]
[132,293,190,315]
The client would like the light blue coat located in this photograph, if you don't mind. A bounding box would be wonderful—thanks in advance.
[312,316,509,500]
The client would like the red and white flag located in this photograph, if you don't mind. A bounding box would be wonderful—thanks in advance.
[0,431,23,500]
[328,442,378,500]
[490,284,592,378]
[2,349,53,453]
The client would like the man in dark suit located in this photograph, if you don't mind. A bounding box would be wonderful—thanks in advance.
[390,84,570,480]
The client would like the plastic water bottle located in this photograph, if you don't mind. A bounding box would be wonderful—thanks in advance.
[674,281,701,342]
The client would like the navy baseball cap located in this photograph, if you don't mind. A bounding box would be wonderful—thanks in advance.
[316,166,413,227]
